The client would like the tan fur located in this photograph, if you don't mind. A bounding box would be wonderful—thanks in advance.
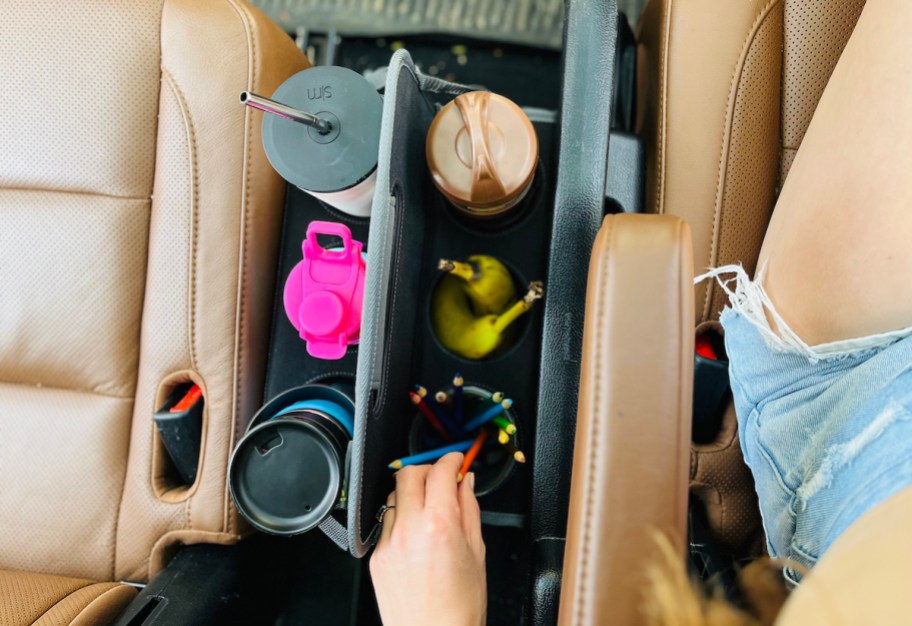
[737,559,791,625]
[643,533,794,626]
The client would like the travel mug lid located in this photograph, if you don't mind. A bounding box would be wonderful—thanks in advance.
[262,66,383,194]
[230,417,343,535]
[426,91,538,212]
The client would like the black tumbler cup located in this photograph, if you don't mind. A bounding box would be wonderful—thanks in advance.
[229,383,354,535]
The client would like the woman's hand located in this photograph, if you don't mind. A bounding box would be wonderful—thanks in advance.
[370,452,487,626]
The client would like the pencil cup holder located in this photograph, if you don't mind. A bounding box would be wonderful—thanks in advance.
[407,386,518,497]
[229,383,354,536]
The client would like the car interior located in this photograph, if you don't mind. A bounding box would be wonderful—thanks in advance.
[2,0,909,624]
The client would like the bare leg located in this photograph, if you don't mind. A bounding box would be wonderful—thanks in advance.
[758,0,912,345]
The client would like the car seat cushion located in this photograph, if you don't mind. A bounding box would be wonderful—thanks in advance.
[0,569,136,626]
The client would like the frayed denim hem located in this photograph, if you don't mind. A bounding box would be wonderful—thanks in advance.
[695,264,912,363]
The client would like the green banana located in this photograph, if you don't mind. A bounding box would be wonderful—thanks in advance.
[438,255,517,315]
[432,276,544,360]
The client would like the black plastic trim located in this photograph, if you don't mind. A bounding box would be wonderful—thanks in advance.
[531,0,618,544]
[529,0,618,623]
[605,131,646,214]
[529,538,566,626]
[112,540,285,626]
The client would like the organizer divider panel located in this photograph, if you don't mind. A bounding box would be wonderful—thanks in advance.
[350,51,436,555]
[350,49,557,564]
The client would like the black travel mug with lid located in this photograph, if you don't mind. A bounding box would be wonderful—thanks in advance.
[229,383,354,536]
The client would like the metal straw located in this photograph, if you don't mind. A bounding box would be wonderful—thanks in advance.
[240,91,333,135]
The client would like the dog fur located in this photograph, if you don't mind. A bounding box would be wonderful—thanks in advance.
[643,534,792,626]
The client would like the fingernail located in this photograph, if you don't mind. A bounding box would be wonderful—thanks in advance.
[467,472,475,492]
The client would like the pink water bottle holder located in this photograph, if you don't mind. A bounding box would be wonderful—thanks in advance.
[284,222,367,360]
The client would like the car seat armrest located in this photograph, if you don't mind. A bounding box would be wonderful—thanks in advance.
[558,213,694,626]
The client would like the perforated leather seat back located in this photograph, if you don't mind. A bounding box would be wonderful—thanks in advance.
[638,0,865,322]
[0,0,307,582]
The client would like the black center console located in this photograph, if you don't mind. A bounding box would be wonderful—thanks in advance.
[117,1,629,624]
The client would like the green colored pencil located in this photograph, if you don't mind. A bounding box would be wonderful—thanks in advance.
[492,415,517,435]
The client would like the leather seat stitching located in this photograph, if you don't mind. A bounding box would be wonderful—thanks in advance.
[0,185,149,202]
[158,70,199,535]
[29,581,97,624]
[66,584,132,624]
[704,0,782,322]
[577,217,613,623]
[224,0,258,537]
[655,0,672,214]
[0,379,134,401]
[160,70,200,373]
[675,218,689,531]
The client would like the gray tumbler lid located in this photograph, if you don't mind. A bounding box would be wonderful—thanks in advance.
[262,66,383,194]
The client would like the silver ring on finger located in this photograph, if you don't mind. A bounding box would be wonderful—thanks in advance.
[377,504,396,523]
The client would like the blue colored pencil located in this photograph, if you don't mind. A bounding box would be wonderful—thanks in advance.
[416,384,459,436]
[388,439,475,469]
[453,374,464,426]
[463,399,513,432]
[430,391,460,436]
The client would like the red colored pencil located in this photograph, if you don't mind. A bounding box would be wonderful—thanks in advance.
[410,392,453,443]
[458,430,488,481]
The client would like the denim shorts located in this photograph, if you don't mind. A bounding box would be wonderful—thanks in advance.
[701,265,912,584]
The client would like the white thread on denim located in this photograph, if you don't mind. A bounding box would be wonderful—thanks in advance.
[695,264,912,362]
[796,399,912,505]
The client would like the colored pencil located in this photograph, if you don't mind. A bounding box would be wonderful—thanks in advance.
[463,399,513,431]
[453,374,464,426]
[492,415,517,435]
[491,391,505,403]
[429,391,460,436]
[457,430,488,481]
[414,385,428,398]
[388,439,475,469]
[484,424,522,458]
[505,440,527,463]
[410,392,453,443]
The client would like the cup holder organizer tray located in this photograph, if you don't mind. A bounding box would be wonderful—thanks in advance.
[251,49,560,622]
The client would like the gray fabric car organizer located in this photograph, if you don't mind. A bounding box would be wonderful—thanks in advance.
[259,49,544,556]
[348,50,440,556]
[345,49,556,558]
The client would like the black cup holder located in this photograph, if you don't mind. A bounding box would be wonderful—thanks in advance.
[435,161,546,235]
[427,258,534,364]
[407,385,520,497]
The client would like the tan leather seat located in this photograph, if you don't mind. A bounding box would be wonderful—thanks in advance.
[558,1,903,625]
[632,0,878,595]
[638,0,866,324]
[636,0,871,569]
[0,1,306,623]
[558,214,695,626]
[0,573,135,626]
